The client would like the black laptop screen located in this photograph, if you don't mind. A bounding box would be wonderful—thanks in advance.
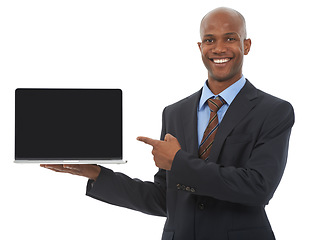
[15,89,122,160]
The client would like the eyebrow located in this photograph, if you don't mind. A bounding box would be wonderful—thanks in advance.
[224,32,239,36]
[203,34,214,38]
[203,32,239,38]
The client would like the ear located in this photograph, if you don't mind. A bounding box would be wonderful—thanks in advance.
[244,38,251,55]
[197,42,202,51]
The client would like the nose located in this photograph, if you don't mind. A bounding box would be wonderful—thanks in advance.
[212,41,227,54]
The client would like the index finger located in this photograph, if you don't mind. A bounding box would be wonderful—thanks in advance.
[137,136,159,147]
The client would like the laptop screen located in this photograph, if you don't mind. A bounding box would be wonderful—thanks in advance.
[15,88,122,162]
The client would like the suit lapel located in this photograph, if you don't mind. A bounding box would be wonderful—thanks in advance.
[208,80,258,163]
[181,89,202,156]
[179,80,258,161]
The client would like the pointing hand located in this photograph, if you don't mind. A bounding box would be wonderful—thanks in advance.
[137,134,181,170]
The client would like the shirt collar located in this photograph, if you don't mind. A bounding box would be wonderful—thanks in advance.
[199,75,246,111]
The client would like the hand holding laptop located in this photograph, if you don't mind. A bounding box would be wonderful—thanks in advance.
[40,164,101,181]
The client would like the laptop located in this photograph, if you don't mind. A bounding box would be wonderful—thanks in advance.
[15,88,125,164]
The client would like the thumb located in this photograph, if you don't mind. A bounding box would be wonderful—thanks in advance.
[164,133,175,142]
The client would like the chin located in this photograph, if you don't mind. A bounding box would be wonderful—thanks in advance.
[210,73,235,83]
[213,77,231,83]
[208,70,242,83]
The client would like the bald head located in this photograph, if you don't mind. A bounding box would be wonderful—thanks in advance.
[200,7,247,40]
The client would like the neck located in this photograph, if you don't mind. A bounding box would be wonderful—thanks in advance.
[207,75,242,95]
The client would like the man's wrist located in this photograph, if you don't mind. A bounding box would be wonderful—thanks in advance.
[89,165,101,181]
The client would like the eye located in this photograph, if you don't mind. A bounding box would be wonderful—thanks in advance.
[227,37,236,42]
[204,38,214,44]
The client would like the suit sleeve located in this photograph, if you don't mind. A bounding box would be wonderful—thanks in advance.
[85,109,168,217]
[168,101,295,206]
[86,167,167,216]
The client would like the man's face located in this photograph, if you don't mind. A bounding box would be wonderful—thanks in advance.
[198,11,251,83]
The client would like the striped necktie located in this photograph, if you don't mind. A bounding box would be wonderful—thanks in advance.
[199,97,225,161]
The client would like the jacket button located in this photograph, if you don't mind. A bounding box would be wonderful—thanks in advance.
[199,203,205,210]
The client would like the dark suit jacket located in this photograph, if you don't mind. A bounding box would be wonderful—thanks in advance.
[86,80,294,240]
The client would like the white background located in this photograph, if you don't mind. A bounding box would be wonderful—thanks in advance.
[0,0,309,239]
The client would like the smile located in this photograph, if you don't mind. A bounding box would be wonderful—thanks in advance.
[211,58,231,64]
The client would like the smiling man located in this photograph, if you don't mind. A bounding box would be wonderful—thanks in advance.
[42,7,294,240]
[198,8,250,94]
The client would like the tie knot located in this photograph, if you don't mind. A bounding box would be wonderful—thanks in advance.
[207,97,225,112]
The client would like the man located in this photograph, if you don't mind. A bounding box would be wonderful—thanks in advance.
[41,7,294,240]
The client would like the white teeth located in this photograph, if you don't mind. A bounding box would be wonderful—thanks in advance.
[213,58,230,64]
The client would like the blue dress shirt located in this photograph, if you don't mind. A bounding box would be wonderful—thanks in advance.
[197,76,246,146]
